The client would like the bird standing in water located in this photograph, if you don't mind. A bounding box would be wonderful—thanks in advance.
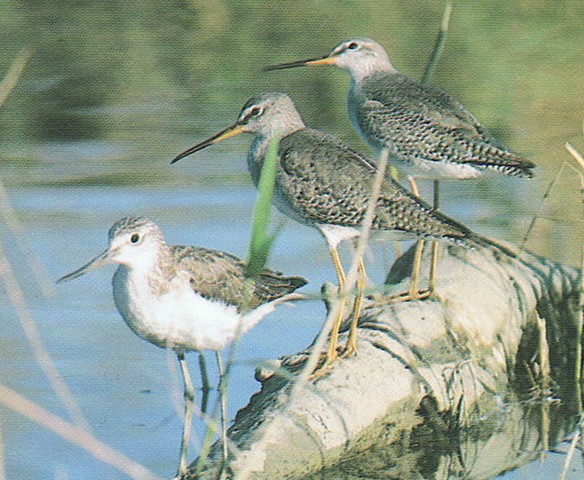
[58,215,307,478]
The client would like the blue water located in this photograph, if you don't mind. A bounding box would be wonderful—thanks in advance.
[1,181,327,478]
[0,0,580,475]
[1,171,580,479]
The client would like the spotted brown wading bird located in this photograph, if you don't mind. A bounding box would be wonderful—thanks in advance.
[171,92,494,377]
[57,216,307,479]
[264,37,535,296]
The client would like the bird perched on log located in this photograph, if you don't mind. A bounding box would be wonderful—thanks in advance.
[171,92,500,378]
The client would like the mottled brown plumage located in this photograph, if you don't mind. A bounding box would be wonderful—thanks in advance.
[274,127,471,241]
[173,93,473,244]
[170,244,307,311]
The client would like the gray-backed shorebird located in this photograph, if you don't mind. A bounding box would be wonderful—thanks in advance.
[171,92,485,376]
[264,37,535,182]
[58,215,307,479]
[265,37,534,302]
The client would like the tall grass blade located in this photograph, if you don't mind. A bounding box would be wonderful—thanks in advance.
[0,48,55,297]
[245,134,280,278]
[422,0,453,85]
[234,149,390,480]
[421,0,453,212]
[0,48,87,430]
[0,48,32,108]
[0,226,89,433]
[565,142,584,407]
[195,135,281,475]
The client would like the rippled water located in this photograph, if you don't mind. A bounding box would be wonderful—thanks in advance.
[1,1,582,478]
[2,148,581,479]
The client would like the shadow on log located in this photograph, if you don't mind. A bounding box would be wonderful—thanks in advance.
[186,241,581,479]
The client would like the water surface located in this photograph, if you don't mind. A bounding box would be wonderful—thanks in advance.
[0,1,582,478]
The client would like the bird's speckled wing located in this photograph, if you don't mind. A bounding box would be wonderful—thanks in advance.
[355,73,534,176]
[276,129,470,240]
[170,246,306,311]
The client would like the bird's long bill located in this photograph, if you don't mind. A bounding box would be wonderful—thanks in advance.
[57,249,112,283]
[171,123,246,164]
[263,55,335,71]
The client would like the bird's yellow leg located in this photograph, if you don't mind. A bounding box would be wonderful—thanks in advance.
[384,176,436,303]
[408,239,424,297]
[407,175,420,198]
[386,239,431,303]
[433,179,440,210]
[429,240,440,298]
[311,247,346,378]
[325,246,346,364]
[343,257,367,357]
[428,179,441,299]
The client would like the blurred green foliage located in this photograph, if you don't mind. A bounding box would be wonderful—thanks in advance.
[0,0,581,264]
[0,1,581,151]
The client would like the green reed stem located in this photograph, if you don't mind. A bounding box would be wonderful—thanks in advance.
[245,134,280,278]
[195,135,281,476]
[422,0,453,85]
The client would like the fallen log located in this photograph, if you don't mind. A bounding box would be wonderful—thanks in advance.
[186,241,581,479]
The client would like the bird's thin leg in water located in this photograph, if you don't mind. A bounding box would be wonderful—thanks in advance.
[198,352,210,415]
[176,351,194,479]
[215,351,228,468]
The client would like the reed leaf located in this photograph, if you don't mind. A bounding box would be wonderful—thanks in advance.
[245,134,280,278]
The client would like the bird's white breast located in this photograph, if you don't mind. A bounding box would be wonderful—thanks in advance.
[398,156,483,179]
[112,267,274,352]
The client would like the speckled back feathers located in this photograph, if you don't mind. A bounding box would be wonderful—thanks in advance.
[353,71,535,177]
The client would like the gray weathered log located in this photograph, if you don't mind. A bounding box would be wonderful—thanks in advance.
[186,241,581,479]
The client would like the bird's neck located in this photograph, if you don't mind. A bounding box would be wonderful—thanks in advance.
[348,61,397,85]
[247,136,271,187]
[121,245,175,296]
[247,123,301,186]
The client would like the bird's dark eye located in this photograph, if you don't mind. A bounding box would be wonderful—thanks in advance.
[130,233,140,244]
[249,106,263,117]
[347,42,359,50]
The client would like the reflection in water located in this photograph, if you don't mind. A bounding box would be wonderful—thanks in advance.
[0,1,582,479]
[301,320,584,480]
[318,397,580,480]
[307,269,584,480]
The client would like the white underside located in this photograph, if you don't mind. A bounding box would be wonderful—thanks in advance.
[113,267,277,352]
[317,223,416,250]
[396,158,483,180]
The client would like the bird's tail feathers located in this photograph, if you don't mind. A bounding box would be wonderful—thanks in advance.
[467,144,536,178]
